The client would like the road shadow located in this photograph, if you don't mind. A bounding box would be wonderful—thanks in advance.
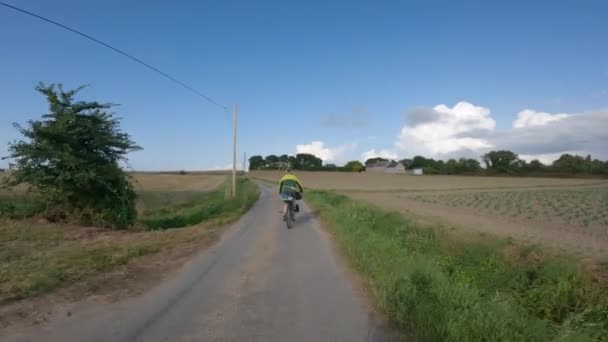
[294,210,315,226]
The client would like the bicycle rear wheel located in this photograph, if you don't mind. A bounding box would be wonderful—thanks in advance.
[286,202,294,229]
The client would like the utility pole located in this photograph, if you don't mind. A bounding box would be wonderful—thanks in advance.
[232,104,238,198]
[243,152,247,174]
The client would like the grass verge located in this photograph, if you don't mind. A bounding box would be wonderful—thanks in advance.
[307,190,608,341]
[0,177,260,303]
[138,177,259,229]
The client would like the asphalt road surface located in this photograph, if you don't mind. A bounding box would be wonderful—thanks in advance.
[8,183,399,341]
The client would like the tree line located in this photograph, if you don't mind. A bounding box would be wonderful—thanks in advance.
[249,151,608,176]
[248,154,365,172]
[481,150,608,176]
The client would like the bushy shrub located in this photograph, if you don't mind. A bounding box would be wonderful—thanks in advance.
[4,84,141,228]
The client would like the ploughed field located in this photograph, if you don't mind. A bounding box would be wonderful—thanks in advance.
[251,171,608,258]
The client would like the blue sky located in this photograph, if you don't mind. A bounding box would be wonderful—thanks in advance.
[1,0,607,170]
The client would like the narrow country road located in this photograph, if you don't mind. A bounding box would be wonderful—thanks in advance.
[7,183,397,342]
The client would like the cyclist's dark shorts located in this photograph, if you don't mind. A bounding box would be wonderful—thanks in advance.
[280,191,302,201]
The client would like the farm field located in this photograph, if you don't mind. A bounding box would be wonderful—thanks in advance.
[0,172,227,195]
[250,170,605,191]
[252,171,608,259]
[132,172,227,192]
[410,187,608,227]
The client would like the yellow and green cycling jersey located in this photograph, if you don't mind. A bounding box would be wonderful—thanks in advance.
[278,174,303,194]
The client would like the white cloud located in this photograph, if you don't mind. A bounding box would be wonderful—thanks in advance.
[360,148,399,161]
[299,104,607,168]
[495,111,608,159]
[513,109,570,129]
[383,101,607,162]
[295,141,357,163]
[396,101,495,157]
[518,152,582,165]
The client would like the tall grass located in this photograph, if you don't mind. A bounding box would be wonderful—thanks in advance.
[307,190,608,341]
[138,178,259,229]
[0,193,46,219]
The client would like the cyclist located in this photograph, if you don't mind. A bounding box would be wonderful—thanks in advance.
[278,168,304,220]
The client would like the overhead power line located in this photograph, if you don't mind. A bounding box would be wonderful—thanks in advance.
[0,1,227,111]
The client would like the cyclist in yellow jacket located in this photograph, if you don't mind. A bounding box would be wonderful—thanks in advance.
[278,168,304,220]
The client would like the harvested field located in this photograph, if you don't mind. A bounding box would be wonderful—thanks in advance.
[1,172,226,195]
[252,171,608,259]
[132,173,226,192]
[250,171,605,192]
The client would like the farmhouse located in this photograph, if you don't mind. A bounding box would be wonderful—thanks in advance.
[366,160,410,174]
[385,161,406,174]
[366,160,390,172]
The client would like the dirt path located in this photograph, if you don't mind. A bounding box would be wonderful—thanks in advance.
[346,192,608,260]
[4,184,397,342]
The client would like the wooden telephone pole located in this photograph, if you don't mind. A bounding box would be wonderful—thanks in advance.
[232,104,238,198]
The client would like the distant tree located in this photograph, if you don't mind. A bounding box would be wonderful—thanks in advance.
[445,159,459,174]
[248,155,265,170]
[512,159,527,171]
[278,154,289,163]
[399,159,413,169]
[365,157,388,166]
[265,154,279,164]
[410,155,429,169]
[264,154,280,169]
[323,163,338,171]
[482,150,520,173]
[552,154,590,173]
[295,153,322,170]
[288,155,297,169]
[4,83,140,228]
[459,158,481,173]
[526,159,544,172]
[344,160,365,172]
[409,155,443,173]
[589,159,607,174]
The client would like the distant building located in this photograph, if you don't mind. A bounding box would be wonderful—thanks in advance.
[405,168,423,175]
[366,160,390,172]
[366,160,408,174]
[385,161,406,174]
